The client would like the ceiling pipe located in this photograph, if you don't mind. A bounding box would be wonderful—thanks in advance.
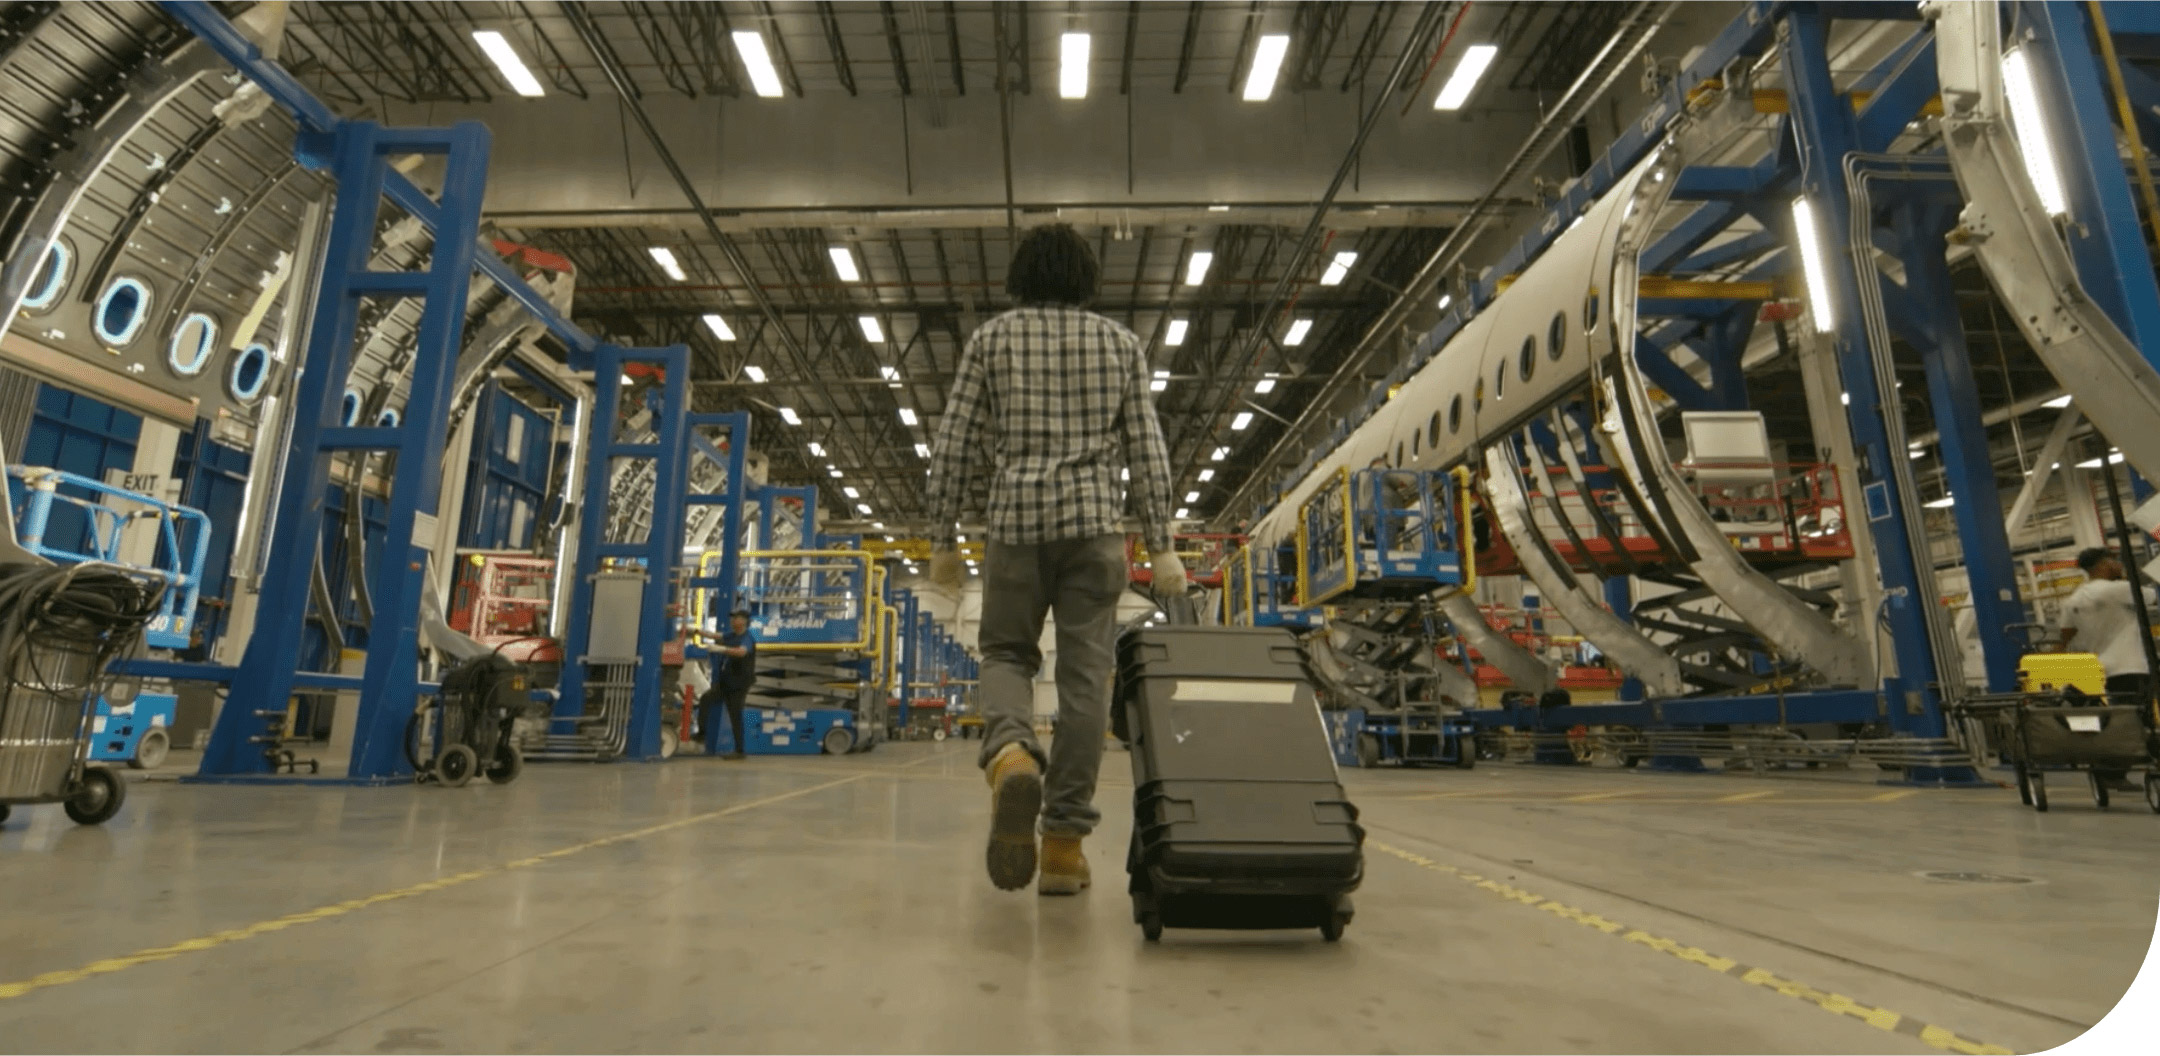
[1216,0,1676,525]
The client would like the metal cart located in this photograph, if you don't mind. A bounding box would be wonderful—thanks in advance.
[1962,692,2157,813]
[0,636,128,827]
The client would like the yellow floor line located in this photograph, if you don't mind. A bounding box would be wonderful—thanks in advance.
[0,774,870,1003]
[1870,789,1921,803]
[1716,790,1780,803]
[1563,789,1647,802]
[1370,840,2014,1055]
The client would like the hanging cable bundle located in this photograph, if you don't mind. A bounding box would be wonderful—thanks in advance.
[0,562,167,698]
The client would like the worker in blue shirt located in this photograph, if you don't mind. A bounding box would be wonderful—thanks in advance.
[691,606,757,759]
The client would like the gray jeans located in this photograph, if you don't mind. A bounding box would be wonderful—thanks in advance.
[974,532,1126,836]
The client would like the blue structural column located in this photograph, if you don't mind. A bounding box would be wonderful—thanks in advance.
[555,345,691,761]
[203,120,488,779]
[683,411,751,755]
[1890,200,2028,693]
[1780,7,1976,784]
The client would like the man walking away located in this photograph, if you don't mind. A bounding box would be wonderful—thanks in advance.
[2059,547,2157,789]
[692,606,758,760]
[925,223,1184,895]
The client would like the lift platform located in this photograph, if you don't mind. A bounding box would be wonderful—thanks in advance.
[1296,467,1470,606]
[1222,542,1319,630]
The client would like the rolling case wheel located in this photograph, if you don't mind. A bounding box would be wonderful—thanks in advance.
[437,744,478,788]
[0,803,11,825]
[2015,763,2032,806]
[1141,911,1164,942]
[2090,772,2111,810]
[1320,912,1349,943]
[2029,771,2048,813]
[63,766,126,825]
[2145,774,2160,814]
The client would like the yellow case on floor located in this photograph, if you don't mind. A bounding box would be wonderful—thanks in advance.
[2017,653,2107,694]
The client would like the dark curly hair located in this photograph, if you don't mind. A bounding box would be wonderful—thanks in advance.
[1005,223,1100,307]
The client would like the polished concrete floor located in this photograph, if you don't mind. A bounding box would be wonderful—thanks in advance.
[1,742,2153,1054]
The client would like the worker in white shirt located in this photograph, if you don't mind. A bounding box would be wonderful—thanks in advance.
[2058,546,2158,789]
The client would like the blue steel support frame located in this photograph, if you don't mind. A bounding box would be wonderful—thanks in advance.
[555,346,691,762]
[202,119,488,779]
[1781,8,1976,783]
[685,411,752,618]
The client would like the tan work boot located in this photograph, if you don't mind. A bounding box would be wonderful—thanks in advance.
[984,743,1042,890]
[1039,835,1091,896]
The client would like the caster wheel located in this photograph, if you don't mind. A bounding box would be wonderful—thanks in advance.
[129,728,169,770]
[1321,913,1349,943]
[1141,912,1163,942]
[822,726,856,755]
[485,744,523,785]
[2030,771,2049,813]
[2015,763,2032,806]
[64,766,126,825]
[2090,772,2111,810]
[437,744,478,788]
[1356,734,1381,769]
[659,726,680,759]
[0,803,11,825]
[2145,774,2160,814]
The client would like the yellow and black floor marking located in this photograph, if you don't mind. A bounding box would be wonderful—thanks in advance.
[1374,787,1969,805]
[1370,840,2015,1055]
[0,773,873,1002]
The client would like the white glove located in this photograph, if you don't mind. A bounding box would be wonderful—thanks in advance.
[930,546,964,592]
[1152,550,1188,598]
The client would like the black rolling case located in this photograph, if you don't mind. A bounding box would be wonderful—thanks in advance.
[1115,598,1363,942]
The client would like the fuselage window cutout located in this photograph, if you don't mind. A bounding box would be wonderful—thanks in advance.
[22,240,70,312]
[1549,311,1568,362]
[1448,395,1463,434]
[1428,412,1441,449]
[1583,289,1600,334]
[94,277,153,348]
[1394,441,1404,468]
[1519,336,1537,384]
[228,343,272,402]
[168,312,218,378]
[341,388,364,426]
[1493,360,1507,401]
[378,408,402,428]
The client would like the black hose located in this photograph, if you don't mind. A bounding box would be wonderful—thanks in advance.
[0,562,165,707]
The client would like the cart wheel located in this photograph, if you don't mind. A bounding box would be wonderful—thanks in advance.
[485,743,523,785]
[2015,763,2033,806]
[1356,734,1381,769]
[1320,912,1350,943]
[0,803,11,825]
[2145,774,2160,815]
[1454,741,1476,770]
[1141,911,1164,942]
[2030,771,2049,813]
[128,728,170,771]
[822,726,856,755]
[2090,772,2111,810]
[659,726,680,759]
[437,744,478,788]
[63,766,126,825]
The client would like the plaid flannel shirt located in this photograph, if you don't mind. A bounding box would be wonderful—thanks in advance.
[926,306,1175,553]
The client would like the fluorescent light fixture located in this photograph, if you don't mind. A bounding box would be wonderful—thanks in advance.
[829,246,861,282]
[702,313,736,341]
[898,407,918,426]
[2076,451,2126,469]
[1255,376,1277,394]
[1198,469,1214,482]
[809,442,826,457]
[1243,34,1290,101]
[648,246,686,282]
[1909,448,1926,460]
[1231,411,1254,431]
[472,30,546,97]
[2001,48,2070,217]
[1284,318,1313,346]
[2043,394,2073,409]
[1059,32,1090,99]
[1211,446,1229,461]
[1923,496,1955,509]
[1165,319,1189,346]
[1437,294,1453,311]
[914,443,931,458]
[1121,467,1130,482]
[1151,369,1169,393]
[1185,490,1201,503]
[880,366,900,381]
[829,466,844,477]
[779,407,802,426]
[1791,197,1836,334]
[1208,205,1230,212]
[1176,507,1191,519]
[1184,251,1214,287]
[857,503,873,515]
[859,315,885,342]
[732,30,786,97]
[966,559,977,568]
[971,568,980,576]
[843,486,860,499]
[1319,251,1357,286]
[1433,44,1499,110]
[743,364,767,383]
[619,373,635,387]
